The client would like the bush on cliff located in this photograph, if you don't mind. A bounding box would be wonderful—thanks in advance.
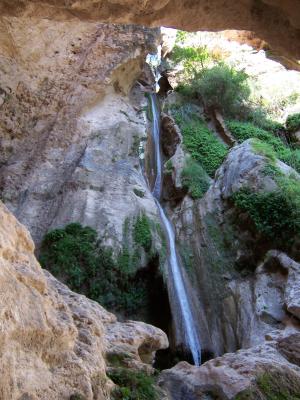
[39,223,147,316]
[195,63,250,116]
[286,113,300,133]
[226,120,300,172]
[231,170,300,247]
[171,105,228,177]
[108,368,159,400]
[181,157,210,199]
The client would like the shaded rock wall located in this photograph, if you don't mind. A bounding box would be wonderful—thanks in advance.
[0,1,300,62]
[0,20,160,248]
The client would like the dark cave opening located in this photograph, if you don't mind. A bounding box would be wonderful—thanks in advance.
[136,255,172,335]
[136,256,215,369]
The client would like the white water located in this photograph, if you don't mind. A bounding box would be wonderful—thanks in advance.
[149,93,201,366]
[150,94,162,199]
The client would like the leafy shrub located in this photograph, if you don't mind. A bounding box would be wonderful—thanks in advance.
[171,105,228,177]
[164,159,173,174]
[133,213,152,252]
[226,120,275,142]
[286,113,300,133]
[39,223,148,316]
[180,120,228,177]
[227,120,300,172]
[108,368,159,400]
[181,157,210,199]
[171,45,210,71]
[69,394,86,400]
[195,63,250,116]
[231,171,300,246]
[244,106,279,132]
[175,30,188,44]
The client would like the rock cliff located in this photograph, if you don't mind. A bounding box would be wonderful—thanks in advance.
[0,20,159,248]
[1,0,300,62]
[0,200,168,399]
[1,3,300,399]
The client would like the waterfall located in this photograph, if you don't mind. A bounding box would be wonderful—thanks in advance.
[150,94,162,199]
[149,93,202,366]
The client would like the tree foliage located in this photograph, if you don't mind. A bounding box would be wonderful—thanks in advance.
[39,223,148,316]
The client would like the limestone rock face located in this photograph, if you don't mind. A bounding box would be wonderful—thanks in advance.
[159,331,300,399]
[1,0,300,62]
[0,19,160,247]
[0,201,168,400]
[169,141,300,357]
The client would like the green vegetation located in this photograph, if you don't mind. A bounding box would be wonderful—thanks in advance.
[171,45,210,72]
[69,394,86,400]
[226,120,277,143]
[195,64,250,116]
[106,352,134,368]
[236,371,300,400]
[231,167,300,246]
[39,223,148,316]
[256,373,300,400]
[171,104,228,177]
[226,120,300,172]
[173,63,250,118]
[108,368,159,400]
[133,188,145,198]
[164,159,173,174]
[129,135,140,157]
[133,213,152,252]
[180,120,227,177]
[181,157,210,199]
[175,30,189,44]
[232,188,296,241]
[179,244,196,279]
[286,113,300,133]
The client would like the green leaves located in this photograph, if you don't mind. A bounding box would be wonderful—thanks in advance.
[133,214,152,252]
[39,223,148,316]
[181,157,210,199]
[286,113,300,133]
[231,180,300,247]
[195,63,250,116]
[227,120,300,172]
[108,368,159,400]
[181,120,228,177]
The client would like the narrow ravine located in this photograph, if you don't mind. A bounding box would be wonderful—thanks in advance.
[149,93,202,366]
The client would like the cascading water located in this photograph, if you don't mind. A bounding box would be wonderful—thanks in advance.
[150,94,162,199]
[149,93,202,366]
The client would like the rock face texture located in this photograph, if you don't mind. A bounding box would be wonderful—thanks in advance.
[0,200,168,400]
[158,140,300,399]
[0,20,160,247]
[1,0,300,62]
[166,140,300,358]
[159,332,300,399]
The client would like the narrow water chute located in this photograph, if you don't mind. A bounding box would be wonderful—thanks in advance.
[149,93,201,366]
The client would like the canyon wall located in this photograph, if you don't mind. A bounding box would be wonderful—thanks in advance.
[0,19,160,248]
[1,0,300,62]
[0,200,168,399]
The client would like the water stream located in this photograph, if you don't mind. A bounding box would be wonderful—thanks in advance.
[149,93,202,366]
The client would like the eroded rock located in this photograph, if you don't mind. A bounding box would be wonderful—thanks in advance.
[0,201,168,399]
[1,0,300,62]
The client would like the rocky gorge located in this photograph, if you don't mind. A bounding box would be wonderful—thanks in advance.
[1,2,300,400]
